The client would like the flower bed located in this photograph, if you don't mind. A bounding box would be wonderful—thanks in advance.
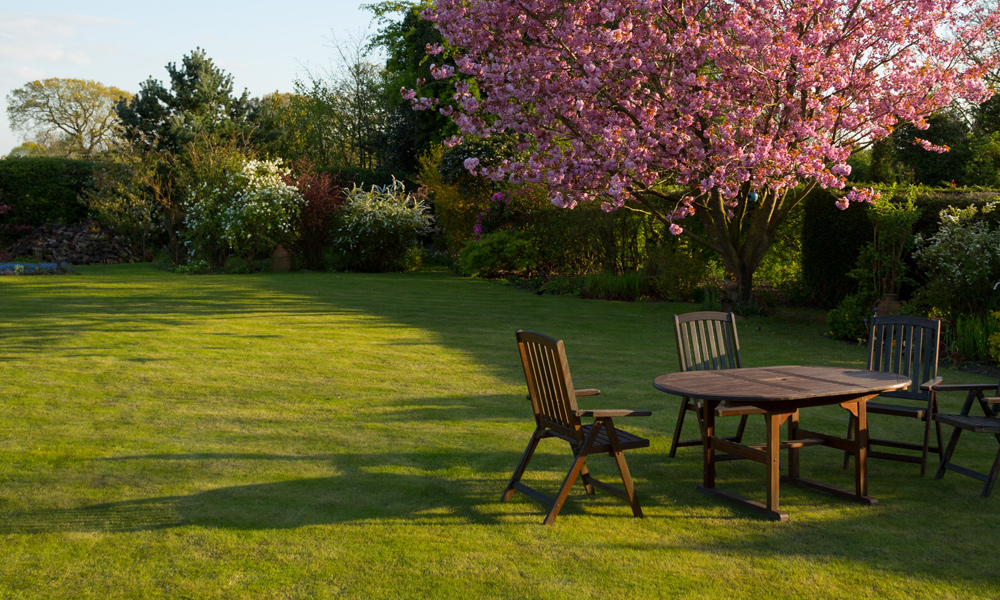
[0,262,73,276]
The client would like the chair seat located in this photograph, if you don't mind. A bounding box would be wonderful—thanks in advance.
[867,401,927,419]
[935,414,1000,434]
[580,423,650,453]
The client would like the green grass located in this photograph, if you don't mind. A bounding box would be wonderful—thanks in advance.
[1,264,998,599]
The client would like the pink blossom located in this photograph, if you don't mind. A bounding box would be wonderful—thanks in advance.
[669,223,683,235]
[463,158,480,171]
[443,135,463,148]
[400,88,416,100]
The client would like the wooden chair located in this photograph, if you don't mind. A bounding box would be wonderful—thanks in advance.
[502,330,651,525]
[844,315,943,475]
[669,311,764,459]
[932,381,1000,497]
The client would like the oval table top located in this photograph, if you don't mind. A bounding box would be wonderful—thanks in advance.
[653,366,910,406]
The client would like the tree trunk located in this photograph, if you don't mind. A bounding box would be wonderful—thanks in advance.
[632,184,813,306]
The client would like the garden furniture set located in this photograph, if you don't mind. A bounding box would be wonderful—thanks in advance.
[503,314,1000,524]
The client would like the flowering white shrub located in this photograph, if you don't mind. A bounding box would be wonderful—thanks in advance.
[184,158,304,269]
[912,201,1000,317]
[334,179,433,272]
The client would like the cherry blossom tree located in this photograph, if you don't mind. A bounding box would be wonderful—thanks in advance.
[407,0,997,300]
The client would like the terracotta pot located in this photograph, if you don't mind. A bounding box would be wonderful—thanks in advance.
[876,293,902,316]
[269,244,291,272]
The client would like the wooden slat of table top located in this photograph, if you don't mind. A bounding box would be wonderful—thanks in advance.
[653,366,910,403]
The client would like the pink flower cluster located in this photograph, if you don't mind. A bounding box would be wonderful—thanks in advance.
[406,0,996,220]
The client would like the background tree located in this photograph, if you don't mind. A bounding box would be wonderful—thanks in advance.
[416,0,997,301]
[115,48,256,154]
[367,0,457,174]
[6,78,131,156]
[296,31,389,170]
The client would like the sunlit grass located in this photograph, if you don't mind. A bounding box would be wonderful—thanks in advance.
[0,264,997,599]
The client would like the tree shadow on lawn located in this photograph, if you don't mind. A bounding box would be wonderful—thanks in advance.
[0,448,681,534]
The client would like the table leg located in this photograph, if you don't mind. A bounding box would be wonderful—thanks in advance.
[788,410,800,479]
[703,399,717,489]
[854,400,869,498]
[766,412,781,514]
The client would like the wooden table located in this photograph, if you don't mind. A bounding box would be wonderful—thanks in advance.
[653,366,910,521]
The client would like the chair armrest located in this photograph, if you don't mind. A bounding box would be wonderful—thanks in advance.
[575,389,601,397]
[926,382,998,392]
[919,376,944,391]
[574,409,652,418]
[987,397,1000,405]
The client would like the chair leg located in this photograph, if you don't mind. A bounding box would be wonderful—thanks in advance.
[543,424,603,525]
[920,413,932,477]
[580,462,596,495]
[669,398,693,458]
[982,446,1000,497]
[502,428,543,502]
[733,414,749,444]
[935,426,963,481]
[604,418,643,518]
[843,412,855,469]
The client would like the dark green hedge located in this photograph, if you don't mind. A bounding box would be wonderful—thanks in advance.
[801,186,1000,307]
[0,157,96,225]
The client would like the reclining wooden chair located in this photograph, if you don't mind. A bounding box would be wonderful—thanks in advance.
[502,330,651,525]
[932,380,1000,497]
[844,315,943,475]
[669,311,764,459]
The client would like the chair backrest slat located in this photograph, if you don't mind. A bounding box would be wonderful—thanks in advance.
[674,311,741,372]
[516,331,581,439]
[868,315,940,401]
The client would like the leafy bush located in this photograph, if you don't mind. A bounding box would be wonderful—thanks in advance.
[947,313,1000,364]
[579,272,654,301]
[644,237,713,300]
[826,292,877,342]
[417,145,489,251]
[459,229,540,278]
[911,202,1000,319]
[218,160,304,270]
[180,143,248,267]
[184,155,304,270]
[82,159,162,258]
[332,179,433,272]
[989,312,1000,365]
[290,166,344,271]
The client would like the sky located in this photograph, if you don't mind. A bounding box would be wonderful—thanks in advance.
[0,0,381,155]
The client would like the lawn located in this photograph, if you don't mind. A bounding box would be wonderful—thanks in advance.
[1,264,997,599]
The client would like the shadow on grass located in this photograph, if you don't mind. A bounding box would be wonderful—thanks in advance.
[1,455,503,534]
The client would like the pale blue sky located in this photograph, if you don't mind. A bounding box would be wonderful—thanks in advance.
[0,0,379,155]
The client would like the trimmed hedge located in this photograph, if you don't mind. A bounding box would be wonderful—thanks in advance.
[0,157,96,226]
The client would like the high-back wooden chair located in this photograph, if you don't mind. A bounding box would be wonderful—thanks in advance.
[844,315,943,475]
[933,380,1000,496]
[669,311,764,458]
[502,330,651,524]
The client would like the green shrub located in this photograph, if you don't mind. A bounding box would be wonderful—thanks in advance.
[82,159,163,258]
[0,157,96,225]
[333,179,433,272]
[643,237,712,301]
[579,272,654,301]
[911,202,1000,319]
[946,312,1000,364]
[826,292,877,342]
[459,230,540,278]
[989,312,1000,365]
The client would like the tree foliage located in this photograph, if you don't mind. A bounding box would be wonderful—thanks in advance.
[414,0,998,300]
[115,48,256,153]
[6,78,131,156]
